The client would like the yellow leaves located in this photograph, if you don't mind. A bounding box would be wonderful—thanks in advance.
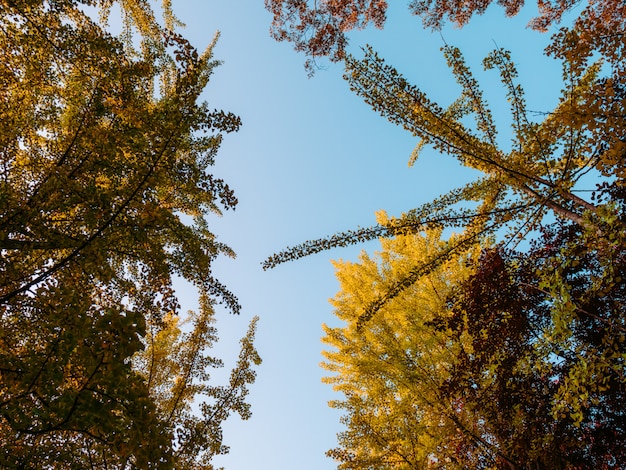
[342,42,609,248]
[407,138,427,167]
[322,230,480,466]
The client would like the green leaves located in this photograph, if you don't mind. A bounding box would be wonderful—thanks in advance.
[0,274,169,468]
[1,1,258,467]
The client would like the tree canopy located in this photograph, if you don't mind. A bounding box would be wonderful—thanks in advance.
[264,0,626,467]
[0,0,259,467]
[322,225,482,468]
[265,0,626,74]
[324,213,626,468]
[263,0,624,323]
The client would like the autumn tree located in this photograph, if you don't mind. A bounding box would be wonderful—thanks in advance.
[432,200,626,467]
[322,224,483,469]
[264,0,626,467]
[264,37,623,318]
[133,306,261,469]
[301,45,624,461]
[0,0,259,467]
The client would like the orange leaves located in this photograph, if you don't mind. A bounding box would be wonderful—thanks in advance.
[267,0,625,83]
[409,0,508,30]
[530,0,580,31]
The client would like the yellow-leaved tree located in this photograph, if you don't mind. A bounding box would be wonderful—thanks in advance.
[323,216,626,468]
[322,220,484,468]
[262,0,626,467]
[0,0,260,467]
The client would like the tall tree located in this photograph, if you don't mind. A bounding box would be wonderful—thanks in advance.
[264,40,623,322]
[0,0,259,467]
[308,42,625,460]
[133,307,261,469]
[435,205,626,468]
[263,0,626,466]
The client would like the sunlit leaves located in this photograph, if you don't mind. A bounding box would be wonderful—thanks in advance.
[325,212,626,468]
[0,0,240,309]
[322,229,482,468]
[260,0,626,467]
[265,43,611,317]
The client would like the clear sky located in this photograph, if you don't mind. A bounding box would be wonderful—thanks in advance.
[154,1,571,468]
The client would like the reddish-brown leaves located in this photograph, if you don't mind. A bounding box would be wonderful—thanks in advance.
[266,0,625,75]
[265,0,386,73]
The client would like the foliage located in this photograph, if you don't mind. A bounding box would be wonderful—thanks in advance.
[322,225,482,469]
[324,209,626,468]
[264,0,626,467]
[264,40,623,320]
[264,0,625,73]
[0,0,259,467]
[435,206,626,468]
[265,0,387,74]
[134,308,261,469]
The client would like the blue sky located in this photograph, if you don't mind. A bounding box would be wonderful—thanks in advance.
[157,1,571,468]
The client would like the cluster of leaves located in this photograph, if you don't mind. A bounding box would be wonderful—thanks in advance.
[264,0,626,73]
[265,39,616,311]
[322,226,482,468]
[1,0,260,467]
[324,204,626,468]
[440,213,626,467]
[133,306,261,468]
[265,0,626,317]
[265,0,387,74]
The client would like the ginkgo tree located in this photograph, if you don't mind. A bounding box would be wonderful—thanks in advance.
[0,0,259,468]
[264,40,621,321]
[322,222,485,469]
[133,303,260,468]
